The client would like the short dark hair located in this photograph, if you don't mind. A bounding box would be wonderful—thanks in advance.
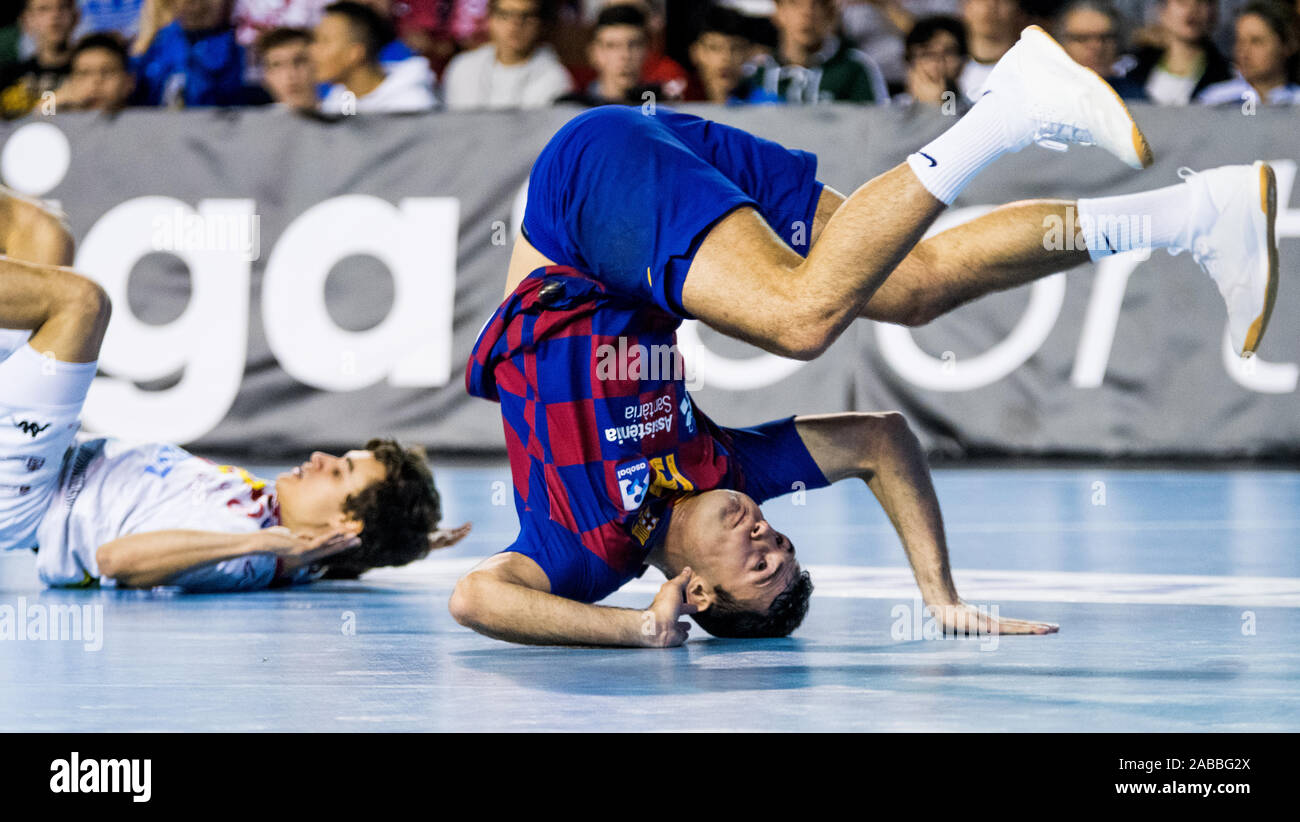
[321,438,441,579]
[324,1,395,63]
[70,32,129,72]
[255,26,312,64]
[690,569,814,638]
[594,4,648,35]
[905,15,968,63]
[1237,0,1300,49]
[696,5,749,42]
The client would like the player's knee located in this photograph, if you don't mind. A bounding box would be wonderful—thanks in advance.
[58,272,112,332]
[448,574,484,627]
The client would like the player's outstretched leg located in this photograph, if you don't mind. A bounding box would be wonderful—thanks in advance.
[861,163,1280,357]
[684,25,1152,361]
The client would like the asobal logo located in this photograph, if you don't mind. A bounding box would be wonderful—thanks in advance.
[50,752,151,803]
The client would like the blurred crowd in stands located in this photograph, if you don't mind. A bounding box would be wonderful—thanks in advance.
[0,0,1296,118]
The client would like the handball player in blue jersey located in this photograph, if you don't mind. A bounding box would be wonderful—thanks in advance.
[453,26,1281,646]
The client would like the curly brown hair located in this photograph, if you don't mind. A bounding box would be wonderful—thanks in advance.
[319,438,441,579]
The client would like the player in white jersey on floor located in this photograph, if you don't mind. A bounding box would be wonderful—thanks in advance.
[0,191,469,592]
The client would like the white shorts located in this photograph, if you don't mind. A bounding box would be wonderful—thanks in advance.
[0,335,97,552]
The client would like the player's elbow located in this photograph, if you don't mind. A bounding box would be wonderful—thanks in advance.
[95,542,124,583]
[776,317,838,361]
[856,411,915,471]
[449,572,488,628]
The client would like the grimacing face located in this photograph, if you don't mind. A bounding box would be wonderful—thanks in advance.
[275,450,387,535]
[678,489,800,615]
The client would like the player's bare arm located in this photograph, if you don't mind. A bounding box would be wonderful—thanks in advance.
[95,527,363,589]
[796,412,1058,636]
[450,552,695,648]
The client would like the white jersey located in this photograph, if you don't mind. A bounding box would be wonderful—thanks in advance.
[35,436,284,589]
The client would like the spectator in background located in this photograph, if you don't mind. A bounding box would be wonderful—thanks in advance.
[557,3,658,104]
[956,0,1024,100]
[1057,0,1147,99]
[395,0,490,73]
[255,25,318,107]
[351,0,439,99]
[75,0,147,40]
[683,4,779,103]
[1197,0,1300,103]
[748,0,890,103]
[133,0,248,106]
[840,0,959,89]
[1121,0,1232,103]
[442,0,572,109]
[0,0,77,119]
[52,32,135,111]
[314,0,436,111]
[231,0,328,47]
[893,14,969,107]
[611,0,687,98]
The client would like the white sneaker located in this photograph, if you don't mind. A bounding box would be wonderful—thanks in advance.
[1178,162,1280,357]
[982,26,1153,170]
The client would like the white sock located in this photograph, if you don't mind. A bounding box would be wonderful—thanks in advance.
[1076,181,1209,261]
[906,95,1022,205]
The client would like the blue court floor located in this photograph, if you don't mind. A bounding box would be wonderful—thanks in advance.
[2,465,1298,732]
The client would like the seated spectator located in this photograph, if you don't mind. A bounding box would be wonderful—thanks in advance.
[343,0,440,103]
[840,0,960,88]
[0,0,77,119]
[363,0,488,75]
[893,14,970,108]
[52,32,135,111]
[255,25,317,107]
[1198,0,1300,104]
[683,4,779,104]
[1057,0,1148,100]
[556,3,659,104]
[132,0,249,106]
[1121,0,1232,104]
[75,0,147,40]
[314,0,436,112]
[232,0,328,47]
[442,0,572,109]
[748,0,890,103]
[956,0,1024,100]
[564,1,688,99]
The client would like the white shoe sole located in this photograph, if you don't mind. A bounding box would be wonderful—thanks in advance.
[1242,161,1279,356]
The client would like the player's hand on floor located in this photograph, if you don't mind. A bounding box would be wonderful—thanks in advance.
[428,522,472,551]
[262,526,362,572]
[642,567,699,648]
[927,601,1059,636]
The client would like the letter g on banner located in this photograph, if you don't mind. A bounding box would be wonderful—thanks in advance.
[262,195,458,391]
